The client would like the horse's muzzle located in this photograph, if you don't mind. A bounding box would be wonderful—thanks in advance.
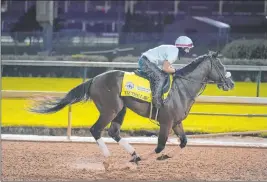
[218,77,235,91]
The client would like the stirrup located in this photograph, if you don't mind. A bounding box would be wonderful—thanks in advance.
[149,102,159,121]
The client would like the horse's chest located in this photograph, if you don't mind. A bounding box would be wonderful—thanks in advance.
[175,110,187,121]
[165,104,186,121]
[172,100,192,121]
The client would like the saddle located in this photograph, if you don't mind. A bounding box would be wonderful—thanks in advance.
[121,70,173,122]
[133,69,171,94]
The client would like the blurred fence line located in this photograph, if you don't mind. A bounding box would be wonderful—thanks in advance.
[1,31,267,55]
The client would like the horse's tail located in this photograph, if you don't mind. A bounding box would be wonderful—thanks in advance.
[28,79,93,114]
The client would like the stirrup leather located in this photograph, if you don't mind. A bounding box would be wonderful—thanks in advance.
[149,102,159,122]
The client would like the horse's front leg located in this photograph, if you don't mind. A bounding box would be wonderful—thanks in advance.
[173,122,188,148]
[158,121,187,160]
[139,122,172,161]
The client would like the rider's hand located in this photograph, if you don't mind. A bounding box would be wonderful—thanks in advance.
[163,61,176,73]
[169,66,176,73]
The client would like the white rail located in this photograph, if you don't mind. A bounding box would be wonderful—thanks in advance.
[2,90,267,105]
[2,134,267,148]
[2,60,267,71]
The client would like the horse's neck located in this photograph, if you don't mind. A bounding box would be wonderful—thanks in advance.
[177,60,210,98]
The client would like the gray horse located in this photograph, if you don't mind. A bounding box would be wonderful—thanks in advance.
[29,51,234,164]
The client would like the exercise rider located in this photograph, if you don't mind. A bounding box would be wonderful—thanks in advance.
[138,36,194,109]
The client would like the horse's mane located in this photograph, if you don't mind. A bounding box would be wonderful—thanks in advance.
[174,54,210,77]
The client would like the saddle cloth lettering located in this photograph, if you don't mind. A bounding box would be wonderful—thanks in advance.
[121,72,173,103]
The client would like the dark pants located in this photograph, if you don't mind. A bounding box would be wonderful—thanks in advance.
[138,56,167,109]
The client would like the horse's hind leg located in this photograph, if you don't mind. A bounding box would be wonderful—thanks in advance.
[90,113,117,157]
[89,85,124,158]
[90,100,123,157]
[108,107,139,162]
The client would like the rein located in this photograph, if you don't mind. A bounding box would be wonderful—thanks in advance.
[176,75,207,101]
[174,55,229,101]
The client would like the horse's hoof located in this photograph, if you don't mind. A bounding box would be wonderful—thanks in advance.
[129,155,141,165]
[157,154,171,161]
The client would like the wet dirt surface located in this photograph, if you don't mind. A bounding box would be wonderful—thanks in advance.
[2,140,267,181]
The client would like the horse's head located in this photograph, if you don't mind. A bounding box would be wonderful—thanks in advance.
[207,51,235,91]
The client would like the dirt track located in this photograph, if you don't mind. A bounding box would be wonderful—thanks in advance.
[2,141,267,181]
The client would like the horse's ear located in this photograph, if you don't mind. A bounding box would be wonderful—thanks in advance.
[210,51,219,58]
[214,51,219,58]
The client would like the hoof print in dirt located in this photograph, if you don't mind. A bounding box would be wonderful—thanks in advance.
[103,161,110,171]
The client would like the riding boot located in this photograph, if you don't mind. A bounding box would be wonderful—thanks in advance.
[138,56,166,109]
[150,73,166,109]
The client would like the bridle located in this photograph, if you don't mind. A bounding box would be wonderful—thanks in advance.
[147,54,232,127]
[174,54,231,100]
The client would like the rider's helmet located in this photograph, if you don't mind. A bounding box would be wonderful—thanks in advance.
[175,36,194,53]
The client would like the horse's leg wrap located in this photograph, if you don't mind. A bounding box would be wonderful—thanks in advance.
[139,57,167,109]
[109,122,136,155]
[96,138,111,157]
[90,126,111,157]
[90,111,120,158]
[118,138,135,155]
